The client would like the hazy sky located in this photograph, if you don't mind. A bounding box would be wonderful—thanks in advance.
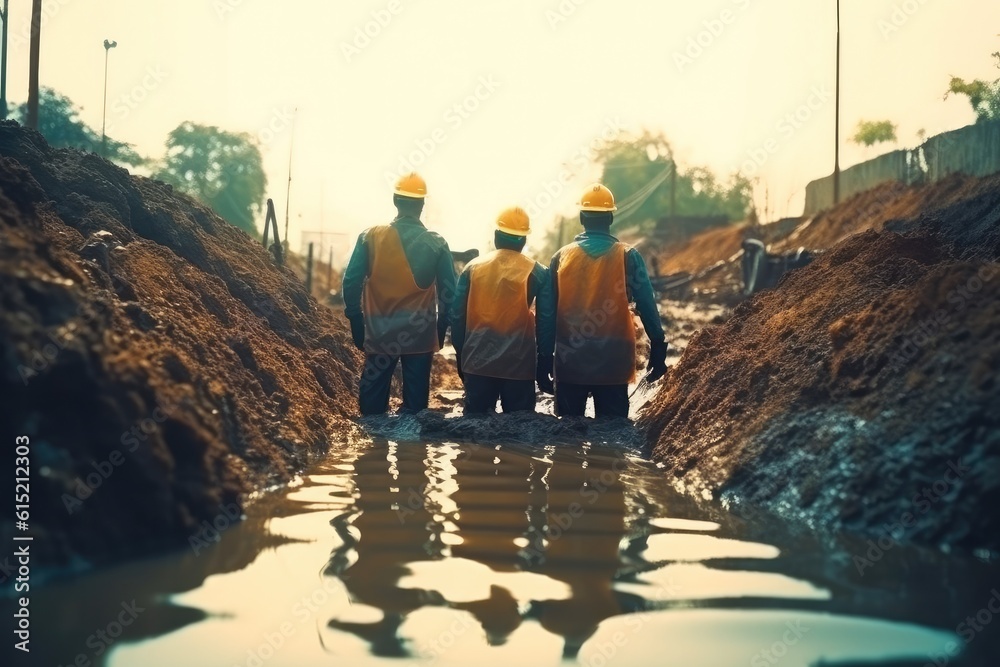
[4,0,998,260]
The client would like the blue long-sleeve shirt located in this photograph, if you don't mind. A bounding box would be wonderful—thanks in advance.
[342,216,457,326]
[451,253,555,359]
[545,229,666,356]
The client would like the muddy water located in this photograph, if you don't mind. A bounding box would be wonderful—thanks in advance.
[21,438,999,667]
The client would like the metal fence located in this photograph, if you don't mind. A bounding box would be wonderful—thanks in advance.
[803,121,1000,216]
[924,121,1000,182]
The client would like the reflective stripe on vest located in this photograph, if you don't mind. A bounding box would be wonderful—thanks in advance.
[554,242,636,385]
[462,250,537,381]
[362,224,438,355]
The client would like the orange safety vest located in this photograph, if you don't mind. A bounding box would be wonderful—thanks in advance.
[361,224,438,356]
[462,250,538,381]
[554,242,636,385]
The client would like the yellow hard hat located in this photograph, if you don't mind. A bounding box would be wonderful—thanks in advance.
[579,183,617,212]
[394,172,427,199]
[496,207,530,237]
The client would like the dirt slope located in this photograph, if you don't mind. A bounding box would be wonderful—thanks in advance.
[0,123,361,569]
[776,172,1000,254]
[655,223,748,275]
[641,178,1000,552]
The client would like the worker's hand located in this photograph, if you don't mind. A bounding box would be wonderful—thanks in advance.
[348,315,365,351]
[437,319,449,349]
[645,340,668,383]
[536,354,555,395]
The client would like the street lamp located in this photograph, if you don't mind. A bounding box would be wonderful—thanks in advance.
[0,0,10,119]
[101,38,117,157]
[833,0,841,206]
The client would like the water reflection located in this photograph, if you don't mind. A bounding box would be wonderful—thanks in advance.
[324,441,756,658]
[17,437,995,667]
[523,446,630,657]
[325,442,446,656]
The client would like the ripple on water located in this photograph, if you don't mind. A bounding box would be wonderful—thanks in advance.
[95,440,987,667]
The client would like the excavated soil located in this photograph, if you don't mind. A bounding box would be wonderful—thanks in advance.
[776,172,1000,256]
[5,113,999,571]
[641,177,1000,551]
[654,223,748,275]
[649,173,1000,306]
[0,123,362,569]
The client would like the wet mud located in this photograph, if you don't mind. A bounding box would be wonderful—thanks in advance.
[0,123,361,568]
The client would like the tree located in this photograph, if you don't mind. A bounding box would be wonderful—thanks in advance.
[945,52,1000,123]
[594,130,752,232]
[155,122,266,235]
[26,0,39,128]
[534,131,752,260]
[851,120,897,147]
[14,88,145,166]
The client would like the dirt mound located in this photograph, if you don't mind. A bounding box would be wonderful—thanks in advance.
[0,122,362,569]
[654,223,748,275]
[776,172,1000,255]
[640,224,1000,551]
[646,173,1000,307]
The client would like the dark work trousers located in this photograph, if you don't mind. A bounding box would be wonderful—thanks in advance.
[359,353,434,415]
[463,374,536,415]
[555,382,629,419]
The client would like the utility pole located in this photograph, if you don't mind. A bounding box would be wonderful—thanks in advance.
[669,159,677,220]
[0,0,10,119]
[305,242,314,294]
[833,0,842,206]
[283,108,297,252]
[26,0,41,129]
[327,246,333,295]
[101,39,117,156]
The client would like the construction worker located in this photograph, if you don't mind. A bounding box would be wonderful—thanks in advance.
[539,184,668,419]
[342,173,457,415]
[451,207,554,414]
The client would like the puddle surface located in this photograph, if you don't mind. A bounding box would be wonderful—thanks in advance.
[15,440,999,667]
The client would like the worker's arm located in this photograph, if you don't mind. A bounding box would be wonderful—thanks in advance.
[435,242,458,333]
[450,268,471,358]
[547,252,560,314]
[534,254,560,394]
[626,248,665,343]
[532,263,555,357]
[342,232,369,320]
